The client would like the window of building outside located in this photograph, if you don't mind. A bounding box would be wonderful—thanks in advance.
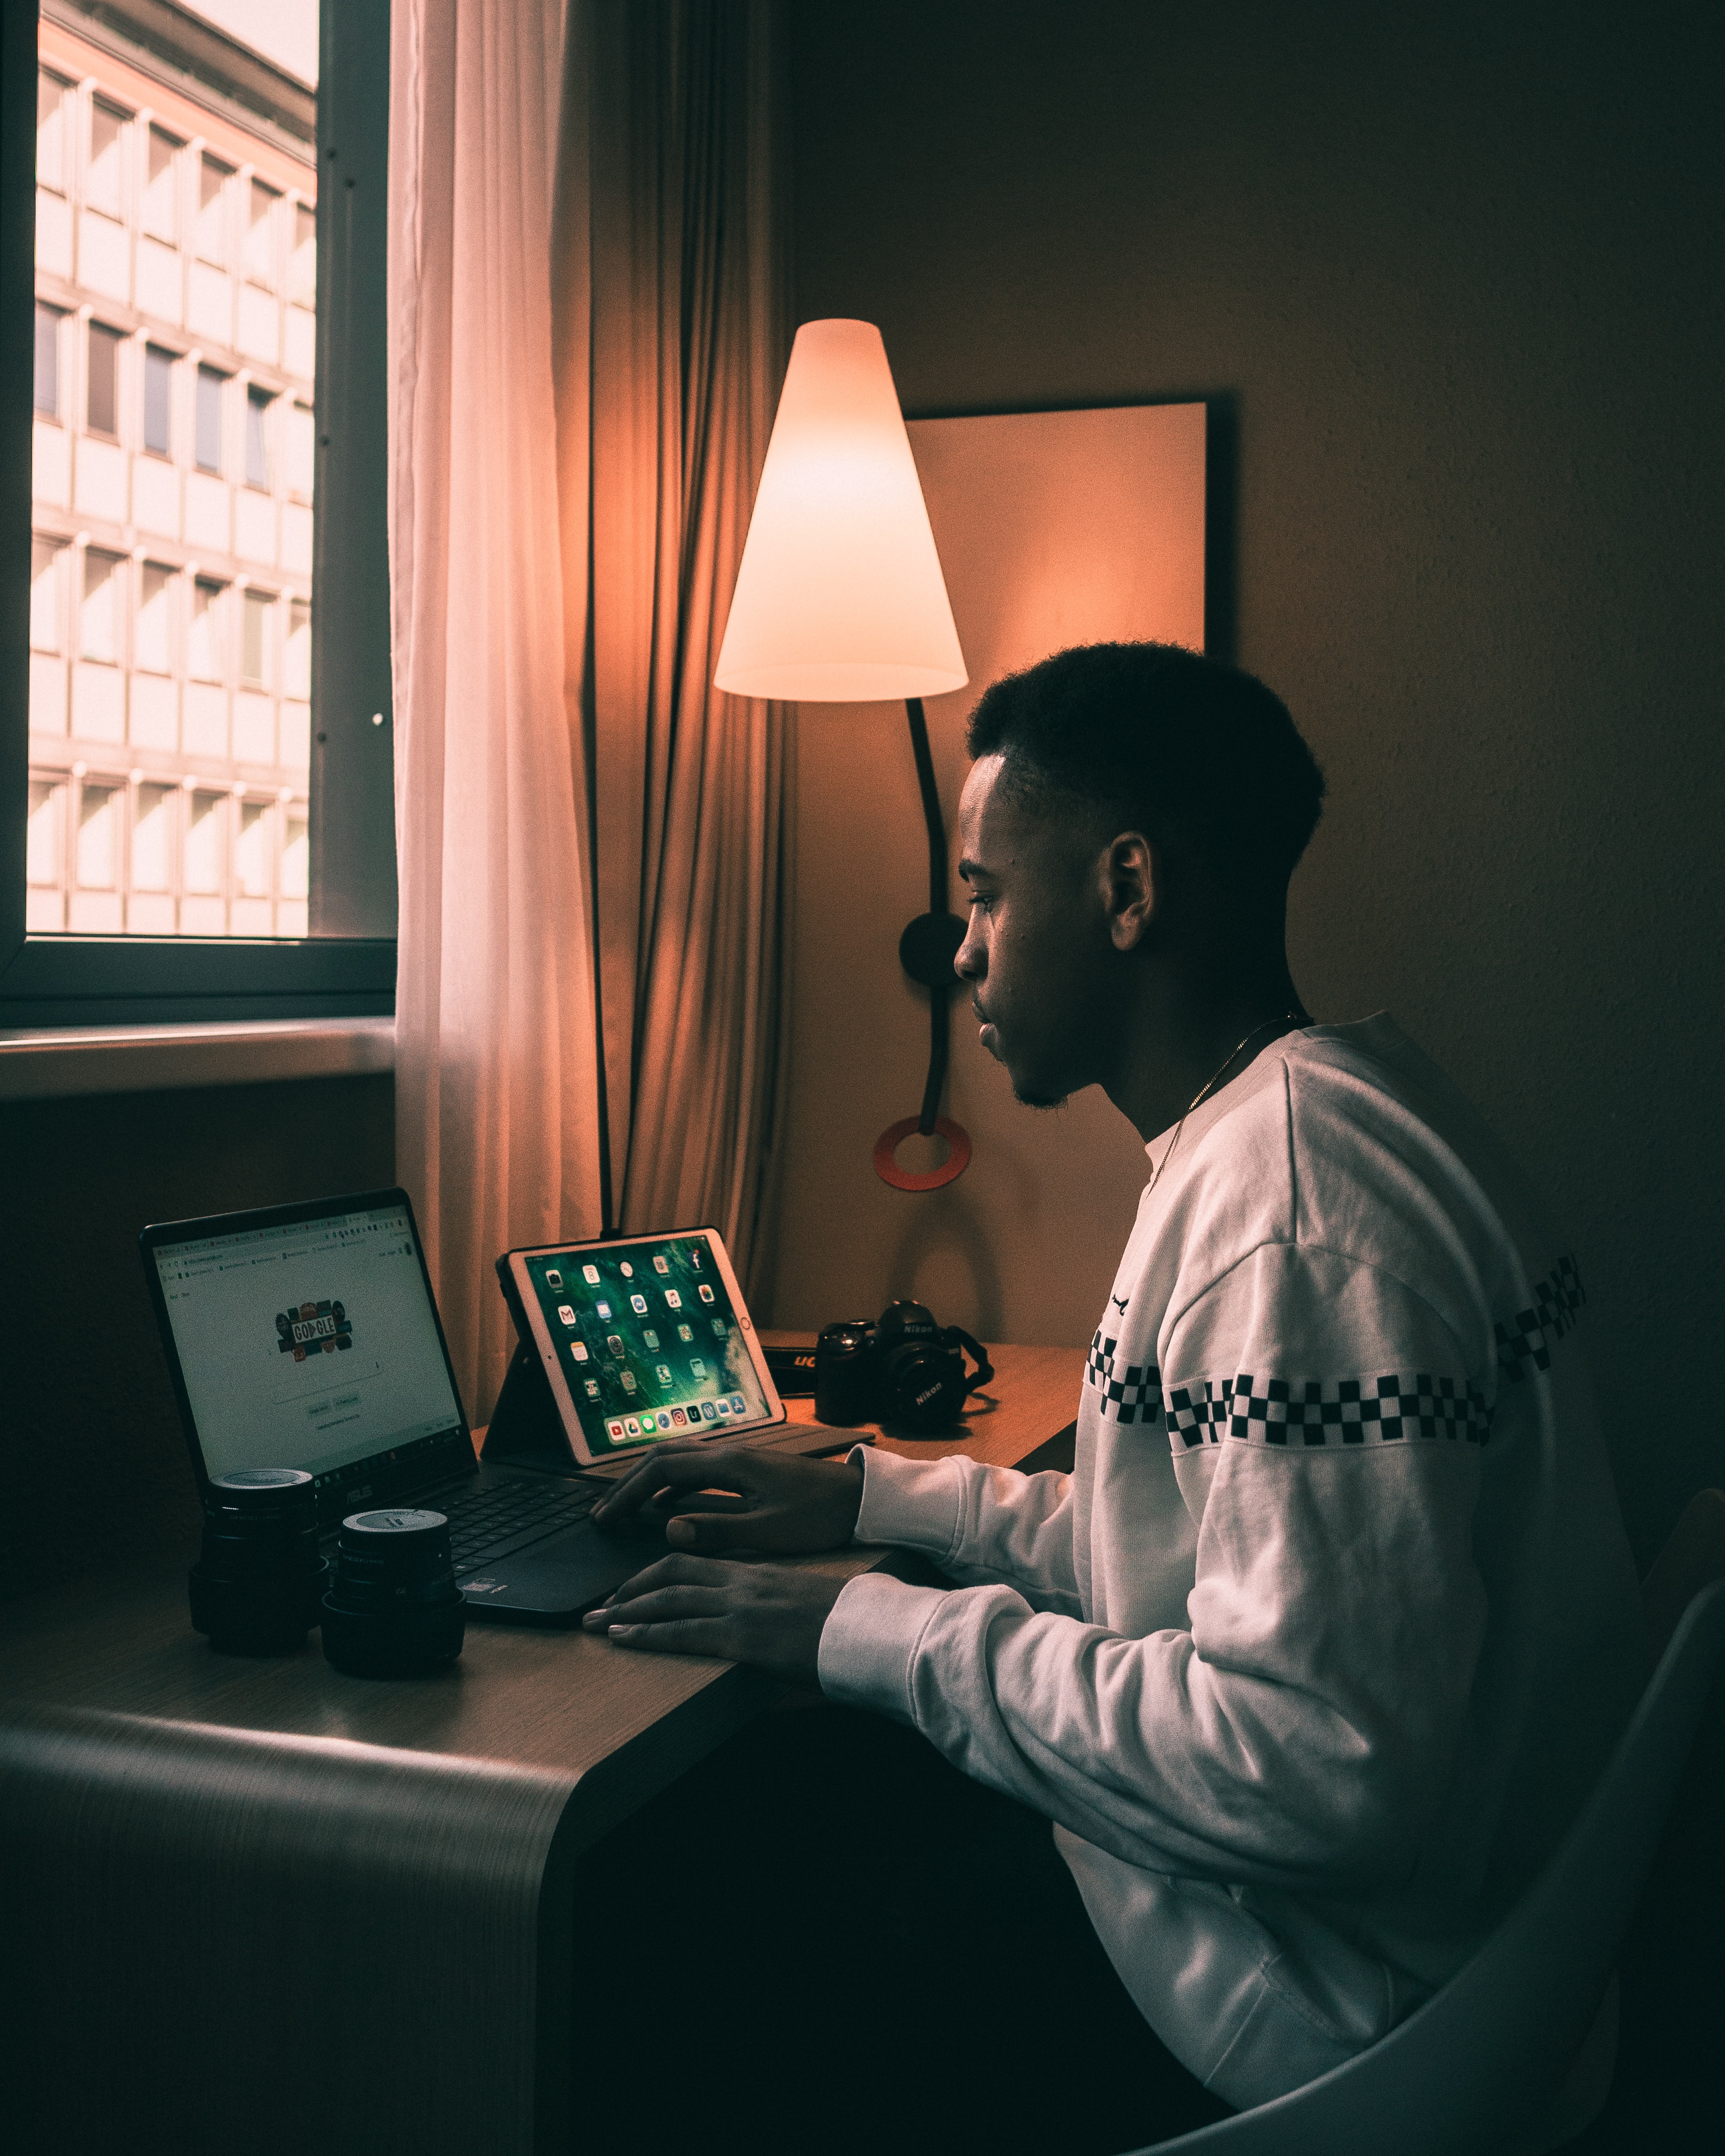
[245,385,271,488]
[33,303,59,414]
[143,343,172,455]
[86,319,121,436]
[195,363,224,473]
[143,124,177,241]
[196,155,229,265]
[11,0,392,1006]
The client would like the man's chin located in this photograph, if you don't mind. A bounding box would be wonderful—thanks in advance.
[1011,1081,1070,1111]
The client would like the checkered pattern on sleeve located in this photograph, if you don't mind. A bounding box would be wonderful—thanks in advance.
[1495,1258,1586,1380]
[1085,1332,1164,1426]
[1166,1371,1492,1448]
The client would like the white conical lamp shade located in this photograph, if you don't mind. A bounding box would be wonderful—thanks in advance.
[714,320,967,703]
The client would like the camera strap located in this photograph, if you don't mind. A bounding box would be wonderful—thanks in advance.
[950,1328,995,1398]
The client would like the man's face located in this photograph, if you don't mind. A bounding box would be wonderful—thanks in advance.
[954,756,1116,1108]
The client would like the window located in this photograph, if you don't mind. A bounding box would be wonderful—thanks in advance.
[196,156,229,264]
[196,365,224,472]
[242,589,272,686]
[245,386,271,488]
[77,784,120,889]
[87,103,127,219]
[281,811,309,901]
[237,800,272,896]
[33,306,59,416]
[286,402,314,497]
[289,201,315,304]
[28,780,64,887]
[188,578,224,680]
[36,72,67,192]
[136,564,174,675]
[86,322,121,437]
[184,790,223,892]
[6,4,396,1020]
[245,180,279,286]
[30,540,62,652]
[284,600,311,699]
[81,552,121,663]
[143,128,178,240]
[132,785,174,892]
[143,345,173,455]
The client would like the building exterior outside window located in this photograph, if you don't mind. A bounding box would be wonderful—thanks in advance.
[27,2,316,939]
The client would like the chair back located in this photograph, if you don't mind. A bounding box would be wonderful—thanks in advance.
[1139,1575,1725,2154]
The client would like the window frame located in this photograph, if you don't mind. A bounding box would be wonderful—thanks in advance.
[1,1,395,1027]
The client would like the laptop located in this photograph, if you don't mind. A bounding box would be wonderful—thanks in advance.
[140,1188,847,1624]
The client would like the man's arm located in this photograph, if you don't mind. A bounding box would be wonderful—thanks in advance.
[593,1249,1491,1895]
[821,1246,1490,1891]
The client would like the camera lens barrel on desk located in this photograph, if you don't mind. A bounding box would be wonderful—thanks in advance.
[187,1471,466,1678]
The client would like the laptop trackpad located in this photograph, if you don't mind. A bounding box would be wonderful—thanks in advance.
[459,1518,665,1622]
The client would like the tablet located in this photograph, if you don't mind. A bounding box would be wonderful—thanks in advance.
[496,1226,786,1467]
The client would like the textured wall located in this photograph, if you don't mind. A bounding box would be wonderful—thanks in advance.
[775,0,1724,1564]
[0,1076,394,1600]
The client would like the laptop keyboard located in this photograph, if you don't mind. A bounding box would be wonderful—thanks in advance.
[428,1477,608,1573]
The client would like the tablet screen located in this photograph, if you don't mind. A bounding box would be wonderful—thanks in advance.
[516,1232,773,1456]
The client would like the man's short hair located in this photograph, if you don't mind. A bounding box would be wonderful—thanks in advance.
[965,642,1327,911]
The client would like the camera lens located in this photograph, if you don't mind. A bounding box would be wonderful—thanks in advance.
[321,1509,466,1678]
[879,1341,969,1432]
[188,1467,327,1656]
[814,1319,876,1427]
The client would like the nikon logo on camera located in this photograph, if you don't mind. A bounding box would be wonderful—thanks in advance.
[276,1299,354,1362]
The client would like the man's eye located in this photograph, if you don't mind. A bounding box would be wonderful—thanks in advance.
[967,893,994,914]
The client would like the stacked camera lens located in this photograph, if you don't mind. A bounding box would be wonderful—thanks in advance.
[188,1468,328,1655]
[321,1508,467,1678]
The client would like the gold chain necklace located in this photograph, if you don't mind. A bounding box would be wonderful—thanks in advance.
[1144,1013,1303,1202]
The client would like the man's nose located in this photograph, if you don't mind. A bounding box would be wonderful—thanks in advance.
[954,926,984,980]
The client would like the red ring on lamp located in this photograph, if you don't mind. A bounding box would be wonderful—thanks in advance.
[872,1115,972,1191]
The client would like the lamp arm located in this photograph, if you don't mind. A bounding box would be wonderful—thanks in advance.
[904,696,948,913]
[877,702,972,1186]
[900,699,966,1139]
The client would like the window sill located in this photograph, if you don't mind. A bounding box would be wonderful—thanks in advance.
[0,1015,394,1101]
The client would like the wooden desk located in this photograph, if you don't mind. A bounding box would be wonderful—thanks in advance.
[0,1339,1082,2156]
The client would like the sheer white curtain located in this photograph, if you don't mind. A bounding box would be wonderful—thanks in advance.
[389,0,603,1421]
[389,1,789,1423]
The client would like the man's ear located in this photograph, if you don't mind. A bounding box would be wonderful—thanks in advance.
[1102,831,1160,951]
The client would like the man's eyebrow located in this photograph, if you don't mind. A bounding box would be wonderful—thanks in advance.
[957,857,994,883]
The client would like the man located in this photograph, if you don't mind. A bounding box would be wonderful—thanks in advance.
[580,643,1643,2149]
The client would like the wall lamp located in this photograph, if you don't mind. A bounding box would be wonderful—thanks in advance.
[715,319,973,1190]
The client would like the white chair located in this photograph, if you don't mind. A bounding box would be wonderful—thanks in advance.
[1133,1492,1725,2156]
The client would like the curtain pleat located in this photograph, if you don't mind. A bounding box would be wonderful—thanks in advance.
[561,1,793,1301]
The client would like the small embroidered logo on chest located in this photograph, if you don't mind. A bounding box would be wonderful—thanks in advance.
[1085,1330,1163,1425]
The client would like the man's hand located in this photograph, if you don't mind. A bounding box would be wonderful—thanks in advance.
[580,1555,847,1683]
[591,1441,865,1554]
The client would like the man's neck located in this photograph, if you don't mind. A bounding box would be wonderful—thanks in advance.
[1103,960,1309,1145]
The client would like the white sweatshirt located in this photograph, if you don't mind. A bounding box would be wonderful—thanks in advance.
[817,1016,1644,2109]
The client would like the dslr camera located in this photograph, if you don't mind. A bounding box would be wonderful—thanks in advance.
[814,1301,993,1435]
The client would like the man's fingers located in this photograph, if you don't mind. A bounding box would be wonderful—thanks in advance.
[663,1510,768,1550]
[587,1584,735,1629]
[595,1552,749,1602]
[602,1617,737,1658]
[593,1443,760,1521]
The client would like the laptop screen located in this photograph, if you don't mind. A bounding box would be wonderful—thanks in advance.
[149,1197,466,1498]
